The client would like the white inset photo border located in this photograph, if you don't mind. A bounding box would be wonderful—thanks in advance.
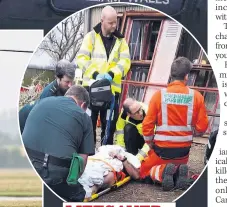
[12,2,220,205]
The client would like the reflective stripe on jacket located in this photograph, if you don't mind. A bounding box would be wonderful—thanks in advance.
[142,81,209,159]
[76,26,131,94]
[116,103,148,147]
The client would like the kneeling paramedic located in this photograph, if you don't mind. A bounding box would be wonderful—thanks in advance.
[22,85,95,201]
[126,57,209,191]
[76,6,131,144]
[115,98,148,155]
[19,59,76,134]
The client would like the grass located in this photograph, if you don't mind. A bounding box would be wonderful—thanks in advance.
[0,201,42,207]
[0,169,42,197]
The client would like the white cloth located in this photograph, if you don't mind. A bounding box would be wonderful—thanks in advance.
[78,145,140,198]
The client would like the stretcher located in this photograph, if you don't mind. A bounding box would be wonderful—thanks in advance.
[82,159,199,202]
[83,156,131,202]
[84,176,131,202]
[83,173,199,202]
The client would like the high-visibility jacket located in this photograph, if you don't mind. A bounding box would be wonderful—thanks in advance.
[116,103,148,148]
[76,23,131,94]
[142,81,208,159]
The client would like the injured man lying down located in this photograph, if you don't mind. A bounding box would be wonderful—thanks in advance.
[79,143,191,200]
[78,145,142,199]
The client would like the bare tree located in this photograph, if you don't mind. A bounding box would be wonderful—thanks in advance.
[38,12,84,63]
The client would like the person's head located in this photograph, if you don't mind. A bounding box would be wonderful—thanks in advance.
[101,6,117,36]
[55,59,76,92]
[123,98,144,121]
[65,85,90,111]
[170,57,192,84]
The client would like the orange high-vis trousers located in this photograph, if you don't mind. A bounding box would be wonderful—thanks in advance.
[139,149,188,179]
[150,164,167,182]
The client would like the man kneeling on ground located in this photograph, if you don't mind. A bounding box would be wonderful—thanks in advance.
[138,57,209,191]
[97,57,209,193]
[115,98,148,155]
[23,85,95,202]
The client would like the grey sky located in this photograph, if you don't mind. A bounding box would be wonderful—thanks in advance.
[0,31,44,135]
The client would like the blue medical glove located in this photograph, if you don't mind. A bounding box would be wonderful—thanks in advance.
[96,74,105,80]
[103,73,113,82]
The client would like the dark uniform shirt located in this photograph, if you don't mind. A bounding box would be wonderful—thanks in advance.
[22,96,95,182]
[19,80,65,134]
[39,79,66,98]
[19,101,37,134]
[100,31,114,60]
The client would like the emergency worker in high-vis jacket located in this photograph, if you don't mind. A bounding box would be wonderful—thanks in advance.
[116,98,148,155]
[116,57,209,191]
[140,57,209,191]
[76,6,131,144]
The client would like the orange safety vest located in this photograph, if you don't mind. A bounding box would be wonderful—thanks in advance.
[142,81,208,159]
